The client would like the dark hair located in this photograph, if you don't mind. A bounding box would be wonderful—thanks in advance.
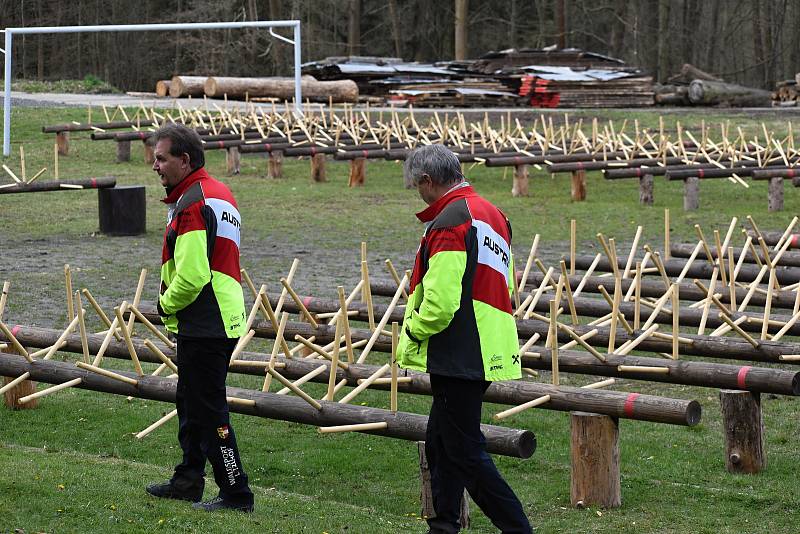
[403,144,464,188]
[153,123,205,170]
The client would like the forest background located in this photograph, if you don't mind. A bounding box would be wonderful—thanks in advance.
[0,0,798,93]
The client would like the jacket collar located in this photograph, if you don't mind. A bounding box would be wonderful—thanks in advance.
[161,167,209,204]
[415,181,473,223]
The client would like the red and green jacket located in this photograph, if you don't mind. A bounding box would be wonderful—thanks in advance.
[397,182,521,382]
[158,168,246,339]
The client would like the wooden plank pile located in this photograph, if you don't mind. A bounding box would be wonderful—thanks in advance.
[516,68,653,108]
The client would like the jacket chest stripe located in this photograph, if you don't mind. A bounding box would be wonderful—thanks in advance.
[472,219,511,284]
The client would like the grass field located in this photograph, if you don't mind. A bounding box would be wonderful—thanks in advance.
[1,105,799,533]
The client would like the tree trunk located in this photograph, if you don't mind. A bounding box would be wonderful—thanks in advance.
[719,390,765,474]
[418,442,470,526]
[269,0,285,74]
[269,150,284,179]
[348,0,361,56]
[687,80,772,106]
[683,176,699,210]
[657,0,670,82]
[388,0,403,58]
[556,0,567,48]
[752,0,766,88]
[204,76,358,103]
[512,164,528,197]
[169,76,207,98]
[310,153,327,182]
[155,80,171,97]
[570,412,620,508]
[768,177,783,212]
[571,169,586,201]
[639,173,654,205]
[349,158,366,187]
[454,0,468,60]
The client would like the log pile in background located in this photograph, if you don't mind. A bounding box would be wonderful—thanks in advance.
[772,79,799,107]
[655,63,772,107]
[161,74,358,103]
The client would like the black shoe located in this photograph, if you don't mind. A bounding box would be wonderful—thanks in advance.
[192,496,254,513]
[145,480,204,503]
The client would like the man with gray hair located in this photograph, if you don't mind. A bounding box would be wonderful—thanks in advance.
[398,144,532,533]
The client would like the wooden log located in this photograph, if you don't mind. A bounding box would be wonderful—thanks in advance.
[719,390,765,474]
[45,120,155,134]
[168,75,207,98]
[155,80,171,97]
[668,63,723,84]
[683,176,699,210]
[226,146,241,176]
[688,80,772,107]
[512,164,529,197]
[671,242,800,268]
[751,168,800,180]
[2,321,704,426]
[311,153,327,183]
[0,176,116,195]
[768,177,783,212]
[0,354,536,459]
[418,441,470,525]
[116,140,131,163]
[268,150,284,179]
[204,76,358,103]
[56,131,69,156]
[98,186,146,236]
[571,169,586,201]
[639,173,654,205]
[349,157,366,187]
[570,412,620,508]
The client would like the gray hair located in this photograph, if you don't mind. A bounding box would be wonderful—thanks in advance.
[403,144,464,188]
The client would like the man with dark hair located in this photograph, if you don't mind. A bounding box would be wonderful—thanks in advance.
[398,144,533,533]
[145,123,254,513]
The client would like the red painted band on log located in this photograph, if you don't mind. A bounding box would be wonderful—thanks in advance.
[624,393,640,417]
[737,366,752,390]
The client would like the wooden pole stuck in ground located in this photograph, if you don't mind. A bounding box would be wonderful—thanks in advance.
[418,441,470,527]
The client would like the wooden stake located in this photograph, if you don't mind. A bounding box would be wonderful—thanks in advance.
[671,284,679,360]
[519,234,540,293]
[698,267,719,335]
[143,340,178,373]
[76,361,139,386]
[762,268,775,340]
[623,226,643,279]
[126,269,147,334]
[267,367,323,410]
[361,260,376,330]
[113,305,143,375]
[718,313,760,348]
[493,395,551,420]
[319,422,388,434]
[634,262,642,330]
[274,258,300,316]
[279,278,318,328]
[617,365,670,374]
[664,208,670,259]
[339,363,391,404]
[391,321,399,412]
[0,372,32,396]
[64,264,75,323]
[337,286,355,363]
[559,261,578,325]
[54,143,59,179]
[136,409,178,439]
[550,299,559,385]
[357,273,408,364]
[18,378,82,404]
[557,323,607,362]
[326,319,342,401]
[276,364,327,395]
[570,220,577,275]
[384,259,409,300]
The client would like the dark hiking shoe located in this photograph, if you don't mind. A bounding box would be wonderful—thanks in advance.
[192,496,254,513]
[145,480,203,503]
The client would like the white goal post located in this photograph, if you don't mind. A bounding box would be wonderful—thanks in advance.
[1,20,302,155]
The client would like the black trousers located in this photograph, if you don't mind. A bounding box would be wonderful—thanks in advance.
[426,374,532,534]
[171,336,253,505]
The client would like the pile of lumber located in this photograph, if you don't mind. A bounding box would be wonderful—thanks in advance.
[388,80,521,107]
[469,46,625,75]
[517,67,653,108]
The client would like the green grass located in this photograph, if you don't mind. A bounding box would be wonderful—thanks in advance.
[9,75,121,94]
[1,106,800,533]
